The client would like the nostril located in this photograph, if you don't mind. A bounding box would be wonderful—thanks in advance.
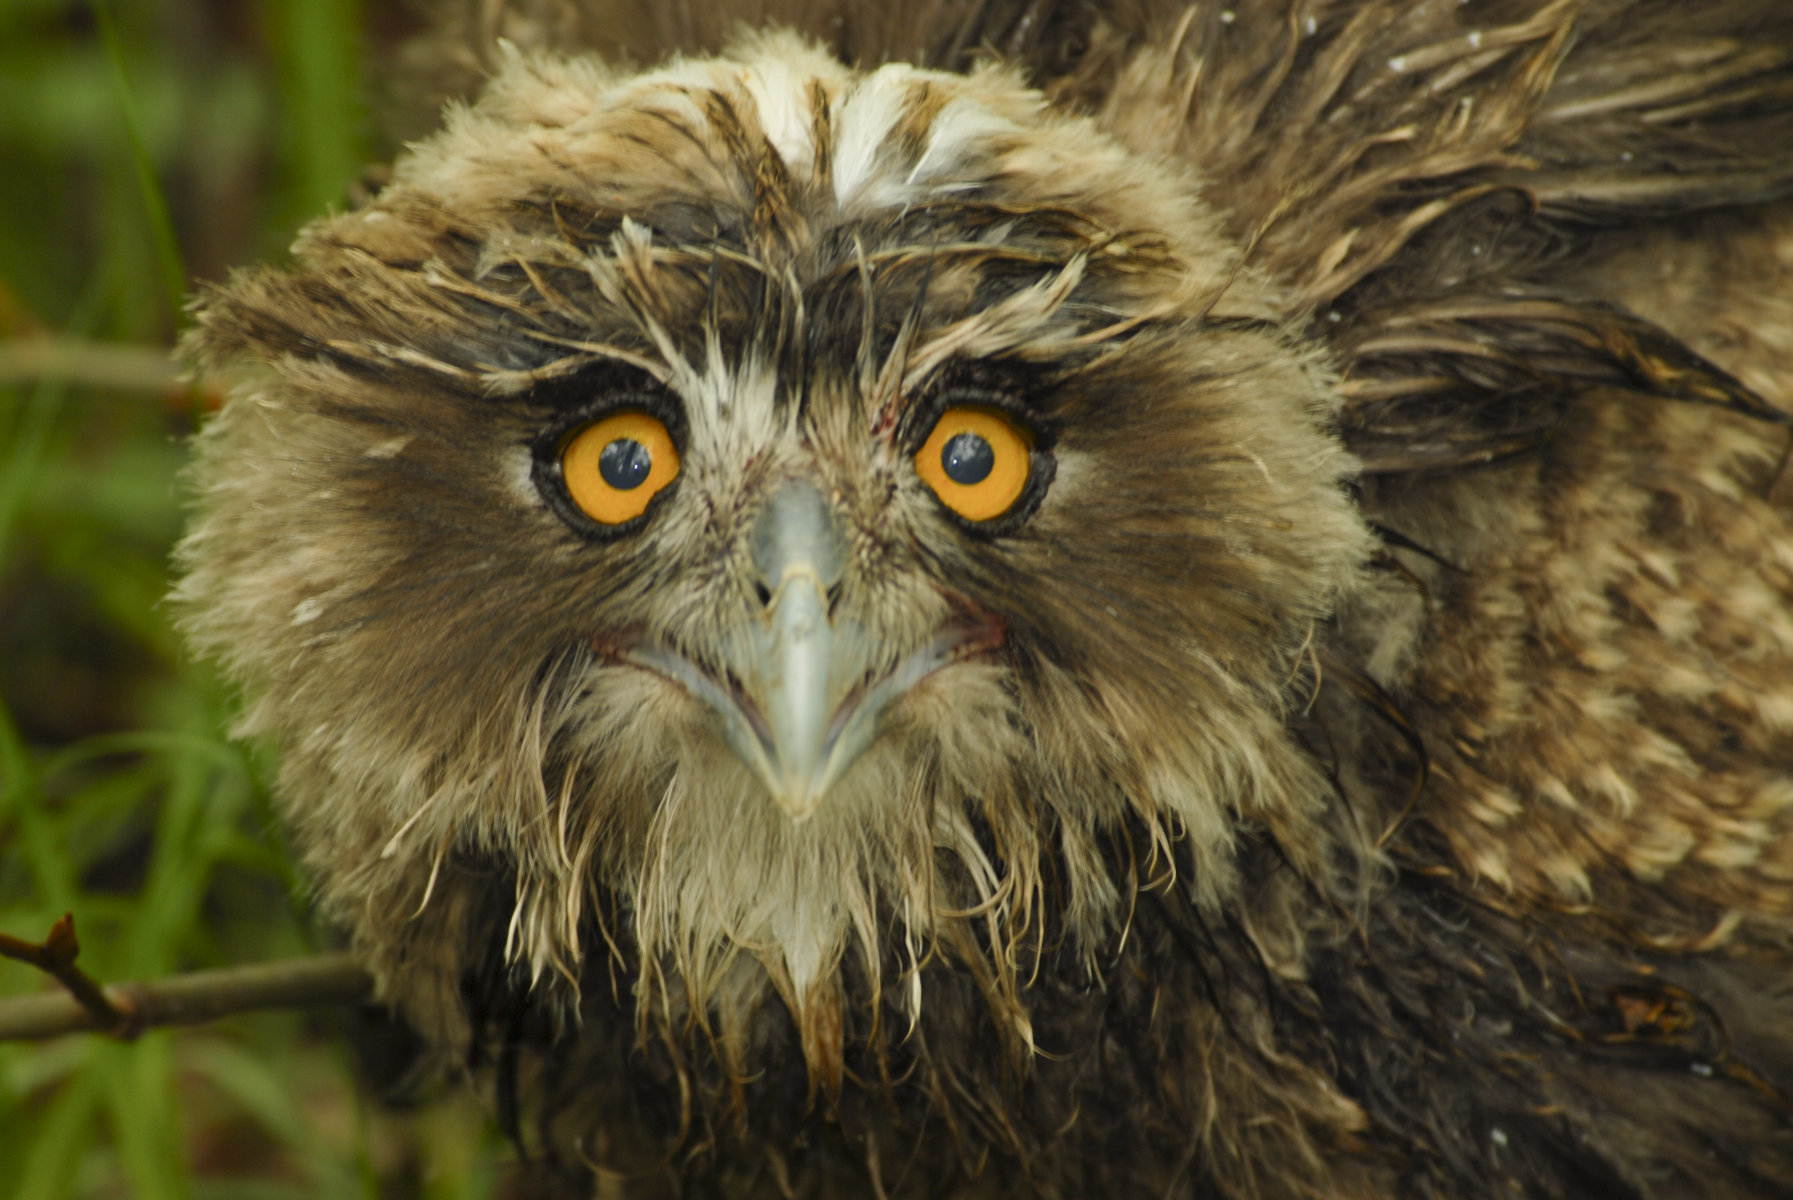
[825,581,843,613]
[754,580,773,607]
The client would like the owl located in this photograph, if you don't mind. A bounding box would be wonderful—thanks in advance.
[175,1,1793,1196]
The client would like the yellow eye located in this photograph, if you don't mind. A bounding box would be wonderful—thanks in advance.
[561,410,680,525]
[914,406,1033,522]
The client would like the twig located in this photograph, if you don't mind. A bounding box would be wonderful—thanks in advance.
[0,913,133,1035]
[0,915,373,1041]
[0,337,180,393]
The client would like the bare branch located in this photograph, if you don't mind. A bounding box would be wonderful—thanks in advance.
[0,337,181,393]
[0,934,373,1043]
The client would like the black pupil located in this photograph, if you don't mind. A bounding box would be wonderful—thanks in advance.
[598,438,652,489]
[941,432,994,485]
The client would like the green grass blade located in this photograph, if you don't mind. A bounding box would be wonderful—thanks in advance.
[104,1038,194,1200]
[9,1058,101,1200]
[269,0,368,220]
[92,0,187,323]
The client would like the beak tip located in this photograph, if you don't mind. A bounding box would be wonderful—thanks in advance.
[770,782,823,822]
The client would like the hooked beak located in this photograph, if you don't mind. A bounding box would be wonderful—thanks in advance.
[731,558,858,818]
[624,480,1000,820]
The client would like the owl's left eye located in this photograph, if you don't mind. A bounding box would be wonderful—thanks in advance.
[561,410,681,524]
[914,406,1034,522]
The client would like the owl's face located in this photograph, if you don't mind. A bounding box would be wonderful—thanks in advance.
[178,34,1366,1061]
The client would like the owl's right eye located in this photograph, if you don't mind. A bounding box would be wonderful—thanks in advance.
[560,410,681,525]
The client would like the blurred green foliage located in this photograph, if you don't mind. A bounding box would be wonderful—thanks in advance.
[0,1,508,1194]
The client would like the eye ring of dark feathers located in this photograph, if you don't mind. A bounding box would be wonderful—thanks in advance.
[906,374,1058,537]
[528,389,688,540]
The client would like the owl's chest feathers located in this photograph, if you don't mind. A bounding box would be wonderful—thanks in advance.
[448,803,1785,1200]
[452,836,1351,1195]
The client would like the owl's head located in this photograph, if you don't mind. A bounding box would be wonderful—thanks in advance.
[177,32,1367,1072]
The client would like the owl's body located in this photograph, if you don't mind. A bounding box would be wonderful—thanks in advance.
[177,2,1793,1196]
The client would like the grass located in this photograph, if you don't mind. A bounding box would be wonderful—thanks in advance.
[0,1,510,1194]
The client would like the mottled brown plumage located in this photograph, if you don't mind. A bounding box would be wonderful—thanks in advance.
[177,2,1793,1196]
